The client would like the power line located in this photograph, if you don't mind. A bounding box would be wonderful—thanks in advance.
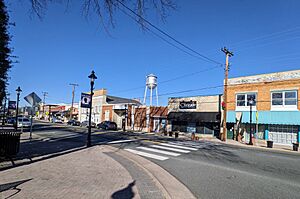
[159,66,221,84]
[110,64,221,95]
[116,0,222,65]
[230,26,300,48]
[133,85,223,100]
[118,6,217,63]
[205,26,300,55]
[234,36,300,53]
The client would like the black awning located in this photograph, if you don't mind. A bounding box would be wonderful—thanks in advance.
[168,112,220,123]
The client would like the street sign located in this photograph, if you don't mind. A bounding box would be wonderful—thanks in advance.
[8,101,16,110]
[24,92,42,106]
[81,93,91,108]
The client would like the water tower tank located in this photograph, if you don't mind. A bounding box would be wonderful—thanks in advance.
[146,74,157,89]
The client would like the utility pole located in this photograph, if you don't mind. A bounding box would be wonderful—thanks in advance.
[42,92,48,120]
[69,83,79,120]
[221,47,233,142]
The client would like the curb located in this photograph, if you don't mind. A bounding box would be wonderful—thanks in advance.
[106,145,196,199]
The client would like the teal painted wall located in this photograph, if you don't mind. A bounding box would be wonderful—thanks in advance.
[227,111,300,125]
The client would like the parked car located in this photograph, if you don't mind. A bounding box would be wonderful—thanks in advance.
[80,120,96,128]
[52,117,63,124]
[67,119,80,126]
[7,117,15,124]
[97,121,117,130]
[17,117,31,128]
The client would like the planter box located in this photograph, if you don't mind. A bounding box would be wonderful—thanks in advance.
[293,143,299,151]
[267,140,273,148]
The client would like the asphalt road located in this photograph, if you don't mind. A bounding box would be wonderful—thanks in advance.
[9,121,300,199]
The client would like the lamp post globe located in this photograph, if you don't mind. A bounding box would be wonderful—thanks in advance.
[249,98,255,145]
[86,70,97,147]
[15,86,22,130]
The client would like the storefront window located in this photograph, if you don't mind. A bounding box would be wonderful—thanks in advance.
[236,93,257,110]
[271,90,297,110]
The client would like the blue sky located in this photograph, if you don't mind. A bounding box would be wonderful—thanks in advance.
[5,0,300,106]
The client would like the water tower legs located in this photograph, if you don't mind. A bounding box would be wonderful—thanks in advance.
[143,86,148,105]
[155,86,159,106]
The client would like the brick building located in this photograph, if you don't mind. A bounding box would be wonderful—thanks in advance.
[78,89,141,128]
[226,69,300,145]
[168,95,222,137]
[129,106,168,132]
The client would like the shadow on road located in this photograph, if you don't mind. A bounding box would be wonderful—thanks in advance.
[0,178,32,199]
[111,181,136,199]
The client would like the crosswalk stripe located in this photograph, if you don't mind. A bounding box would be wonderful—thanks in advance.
[160,143,198,151]
[151,145,190,153]
[125,149,169,161]
[168,141,204,148]
[108,139,137,144]
[136,147,181,156]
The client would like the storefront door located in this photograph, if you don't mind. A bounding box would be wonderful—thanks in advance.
[153,118,160,132]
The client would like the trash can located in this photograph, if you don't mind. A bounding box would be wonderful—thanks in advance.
[0,131,22,158]
[267,140,273,148]
[169,132,173,137]
[175,132,179,138]
[292,143,299,151]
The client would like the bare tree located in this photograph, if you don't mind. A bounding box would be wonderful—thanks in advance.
[29,0,176,29]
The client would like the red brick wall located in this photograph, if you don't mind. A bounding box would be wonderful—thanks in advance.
[101,105,113,121]
[227,79,300,111]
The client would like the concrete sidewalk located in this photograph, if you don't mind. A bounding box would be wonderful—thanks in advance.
[0,146,140,199]
[0,145,195,199]
[224,139,300,154]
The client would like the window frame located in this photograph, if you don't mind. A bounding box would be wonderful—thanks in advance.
[271,90,298,111]
[235,92,257,111]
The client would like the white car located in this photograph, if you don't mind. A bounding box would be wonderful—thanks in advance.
[17,117,31,128]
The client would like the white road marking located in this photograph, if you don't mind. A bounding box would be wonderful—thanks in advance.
[108,139,137,144]
[160,143,198,151]
[151,145,190,153]
[136,147,181,156]
[125,149,169,161]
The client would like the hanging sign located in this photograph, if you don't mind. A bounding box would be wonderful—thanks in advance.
[8,101,17,110]
[81,93,91,108]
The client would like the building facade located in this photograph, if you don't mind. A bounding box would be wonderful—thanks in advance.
[129,106,168,132]
[167,95,222,137]
[226,69,300,145]
[78,89,141,128]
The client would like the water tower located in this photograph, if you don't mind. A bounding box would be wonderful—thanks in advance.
[143,74,159,106]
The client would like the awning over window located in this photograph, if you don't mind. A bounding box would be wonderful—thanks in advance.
[168,112,220,123]
[227,111,300,125]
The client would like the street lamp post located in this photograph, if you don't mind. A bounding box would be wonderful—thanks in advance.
[15,86,22,130]
[123,104,128,132]
[86,70,97,147]
[249,98,255,145]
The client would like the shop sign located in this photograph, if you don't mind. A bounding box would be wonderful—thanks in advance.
[179,101,197,109]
